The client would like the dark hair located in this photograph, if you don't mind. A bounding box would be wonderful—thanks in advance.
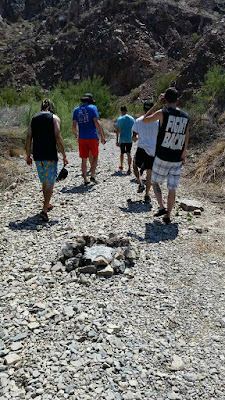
[144,100,154,112]
[164,88,178,103]
[121,106,127,112]
[41,98,55,114]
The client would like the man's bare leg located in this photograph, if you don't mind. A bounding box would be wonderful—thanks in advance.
[127,153,132,172]
[90,155,98,178]
[166,189,176,219]
[153,183,165,209]
[120,153,124,168]
[42,182,54,213]
[89,151,93,168]
[145,169,151,196]
[81,158,88,183]
[133,163,142,185]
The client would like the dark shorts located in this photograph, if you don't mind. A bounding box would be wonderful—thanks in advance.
[134,147,154,170]
[120,142,132,154]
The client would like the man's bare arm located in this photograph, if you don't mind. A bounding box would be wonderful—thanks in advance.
[116,127,120,146]
[142,110,163,125]
[73,120,78,139]
[26,122,33,165]
[53,115,68,166]
[94,117,106,144]
[181,124,190,165]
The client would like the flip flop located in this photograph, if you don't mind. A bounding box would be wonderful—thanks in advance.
[163,216,171,225]
[47,205,54,212]
[40,211,49,222]
[154,208,167,217]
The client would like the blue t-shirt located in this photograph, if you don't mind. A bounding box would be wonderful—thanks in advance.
[73,104,99,139]
[116,114,134,143]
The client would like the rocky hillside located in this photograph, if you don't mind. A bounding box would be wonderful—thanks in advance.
[0,0,225,97]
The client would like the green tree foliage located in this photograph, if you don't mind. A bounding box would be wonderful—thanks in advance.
[0,76,116,148]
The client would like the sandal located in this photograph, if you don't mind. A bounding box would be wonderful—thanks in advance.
[154,208,167,217]
[47,205,54,212]
[84,180,90,186]
[90,177,98,184]
[40,211,49,222]
[163,216,171,225]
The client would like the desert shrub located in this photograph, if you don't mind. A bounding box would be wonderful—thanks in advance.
[155,71,179,98]
[191,141,225,184]
[192,33,201,43]
[202,65,225,101]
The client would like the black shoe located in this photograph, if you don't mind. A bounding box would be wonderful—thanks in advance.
[154,208,167,217]
[40,211,49,222]
[144,195,151,204]
[163,216,171,225]
[84,180,90,186]
[137,184,145,193]
[90,177,98,184]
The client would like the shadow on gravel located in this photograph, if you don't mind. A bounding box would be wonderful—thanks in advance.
[8,215,59,231]
[128,220,179,242]
[111,171,129,177]
[119,199,152,213]
[61,184,95,194]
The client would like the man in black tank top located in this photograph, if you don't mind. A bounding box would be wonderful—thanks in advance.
[142,88,190,224]
[26,99,68,221]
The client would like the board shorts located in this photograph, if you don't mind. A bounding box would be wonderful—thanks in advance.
[120,142,132,154]
[134,147,154,170]
[151,156,182,190]
[79,138,99,158]
[35,161,58,184]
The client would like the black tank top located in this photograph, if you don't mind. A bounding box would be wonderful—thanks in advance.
[31,112,58,161]
[156,108,190,162]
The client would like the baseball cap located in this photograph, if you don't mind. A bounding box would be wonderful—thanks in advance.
[144,100,154,110]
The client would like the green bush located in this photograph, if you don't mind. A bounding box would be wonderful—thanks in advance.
[192,33,201,43]
[0,76,116,149]
[202,65,225,101]
[155,71,179,98]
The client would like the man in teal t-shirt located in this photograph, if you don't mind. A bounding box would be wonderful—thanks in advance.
[116,106,134,174]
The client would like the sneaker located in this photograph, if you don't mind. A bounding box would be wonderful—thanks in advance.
[90,177,98,184]
[144,195,151,204]
[119,166,123,170]
[137,184,145,193]
[127,169,131,175]
[154,208,167,217]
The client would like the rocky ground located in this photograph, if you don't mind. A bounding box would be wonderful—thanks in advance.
[0,138,224,400]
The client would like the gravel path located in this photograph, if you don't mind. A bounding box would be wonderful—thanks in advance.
[0,139,224,400]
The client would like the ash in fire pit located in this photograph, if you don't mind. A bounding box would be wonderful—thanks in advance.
[58,234,137,278]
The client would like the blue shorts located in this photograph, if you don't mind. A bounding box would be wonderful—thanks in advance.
[35,161,58,183]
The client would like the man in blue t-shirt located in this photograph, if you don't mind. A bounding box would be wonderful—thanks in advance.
[116,106,134,174]
[73,93,105,185]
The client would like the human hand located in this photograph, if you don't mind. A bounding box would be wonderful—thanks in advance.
[101,137,106,145]
[74,133,78,140]
[116,141,120,147]
[181,155,186,165]
[157,93,165,104]
[26,156,32,165]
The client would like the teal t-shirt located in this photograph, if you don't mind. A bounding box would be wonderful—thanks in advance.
[116,114,134,143]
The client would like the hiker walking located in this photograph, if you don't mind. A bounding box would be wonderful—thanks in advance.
[73,93,106,185]
[132,100,159,204]
[26,98,68,221]
[116,106,134,174]
[143,88,190,224]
